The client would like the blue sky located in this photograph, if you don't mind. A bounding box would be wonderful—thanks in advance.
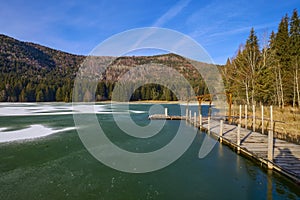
[0,0,299,64]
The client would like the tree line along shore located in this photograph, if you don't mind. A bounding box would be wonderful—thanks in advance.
[0,9,299,142]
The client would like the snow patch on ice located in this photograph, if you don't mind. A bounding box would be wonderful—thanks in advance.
[0,125,76,143]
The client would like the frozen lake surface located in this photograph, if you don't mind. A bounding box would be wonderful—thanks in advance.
[0,103,299,199]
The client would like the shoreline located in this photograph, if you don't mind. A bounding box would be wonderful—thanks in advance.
[0,101,212,105]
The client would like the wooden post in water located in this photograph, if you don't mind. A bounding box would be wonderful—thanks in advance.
[239,105,242,125]
[207,117,210,134]
[199,114,202,128]
[189,110,192,122]
[261,105,264,134]
[253,105,255,132]
[245,105,248,129]
[219,120,223,143]
[165,108,168,117]
[198,98,202,121]
[186,106,188,119]
[194,112,197,126]
[237,124,241,152]
[268,106,274,169]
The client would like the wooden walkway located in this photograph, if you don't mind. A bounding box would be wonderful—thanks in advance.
[149,114,300,183]
[148,114,186,120]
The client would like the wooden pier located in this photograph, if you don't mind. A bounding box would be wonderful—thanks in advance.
[149,108,300,183]
[148,114,186,120]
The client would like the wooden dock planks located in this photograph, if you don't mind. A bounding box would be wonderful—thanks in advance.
[198,118,300,182]
[149,114,300,182]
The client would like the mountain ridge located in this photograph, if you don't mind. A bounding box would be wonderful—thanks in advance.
[0,34,208,102]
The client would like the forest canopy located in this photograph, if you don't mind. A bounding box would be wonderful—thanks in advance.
[222,9,300,107]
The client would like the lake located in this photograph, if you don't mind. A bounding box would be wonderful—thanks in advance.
[0,103,299,199]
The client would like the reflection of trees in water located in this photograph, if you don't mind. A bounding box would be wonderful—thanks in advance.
[267,170,273,200]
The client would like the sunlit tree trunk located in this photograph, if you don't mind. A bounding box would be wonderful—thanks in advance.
[278,66,284,108]
[296,60,300,107]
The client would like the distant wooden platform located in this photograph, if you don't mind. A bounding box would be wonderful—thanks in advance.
[148,114,186,120]
[149,114,300,183]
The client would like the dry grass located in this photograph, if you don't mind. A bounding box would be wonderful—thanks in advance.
[231,105,300,144]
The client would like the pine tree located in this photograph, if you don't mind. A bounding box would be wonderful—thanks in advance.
[25,83,36,102]
[96,82,107,101]
[289,9,300,107]
[274,16,290,107]
[19,88,27,102]
[244,28,261,105]
[36,90,44,102]
[0,89,7,102]
[232,46,251,105]
[55,87,63,101]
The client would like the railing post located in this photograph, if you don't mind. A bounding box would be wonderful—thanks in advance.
[268,130,274,169]
[261,105,264,134]
[268,106,274,169]
[232,104,234,124]
[253,105,255,132]
[245,105,248,129]
[219,120,223,143]
[207,117,210,134]
[239,105,242,125]
[270,106,273,133]
[237,124,241,152]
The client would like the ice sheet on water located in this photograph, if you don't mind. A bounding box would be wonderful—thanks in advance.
[0,103,146,116]
[0,124,76,143]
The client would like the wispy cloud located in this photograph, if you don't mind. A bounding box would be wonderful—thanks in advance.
[152,0,191,27]
[208,22,278,38]
[130,0,191,51]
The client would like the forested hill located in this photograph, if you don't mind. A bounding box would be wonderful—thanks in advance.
[0,34,207,102]
[0,34,84,102]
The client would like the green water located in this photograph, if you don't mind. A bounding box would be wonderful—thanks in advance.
[0,103,299,200]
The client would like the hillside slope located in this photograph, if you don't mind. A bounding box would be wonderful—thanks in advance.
[0,34,209,102]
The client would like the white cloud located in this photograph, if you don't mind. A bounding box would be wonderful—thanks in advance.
[153,0,191,27]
